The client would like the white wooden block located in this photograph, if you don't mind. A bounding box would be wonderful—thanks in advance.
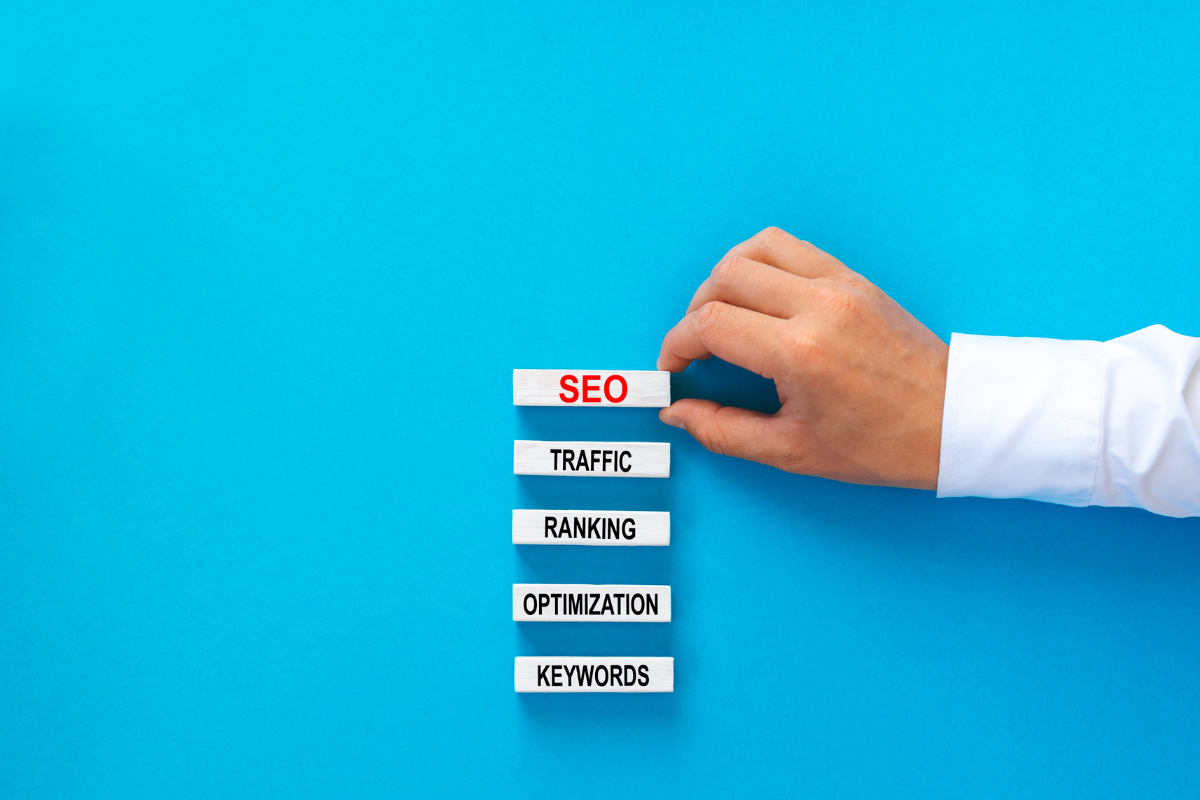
[515,657,674,692]
[513,369,670,407]
[513,584,671,621]
[513,441,669,478]
[513,510,670,546]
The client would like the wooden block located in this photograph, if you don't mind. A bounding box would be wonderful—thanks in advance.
[515,657,673,692]
[513,440,669,478]
[513,510,669,546]
[513,370,670,407]
[513,584,671,621]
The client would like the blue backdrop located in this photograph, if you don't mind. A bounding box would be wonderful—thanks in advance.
[3,2,1200,797]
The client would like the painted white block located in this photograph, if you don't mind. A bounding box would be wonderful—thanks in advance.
[513,369,670,407]
[514,441,669,478]
[513,510,669,546]
[515,657,674,693]
[513,584,671,622]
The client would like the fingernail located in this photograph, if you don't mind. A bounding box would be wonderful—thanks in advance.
[660,409,684,428]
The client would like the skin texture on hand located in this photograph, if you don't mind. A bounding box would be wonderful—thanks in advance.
[657,227,949,490]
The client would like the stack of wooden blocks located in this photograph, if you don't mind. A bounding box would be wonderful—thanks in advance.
[512,370,675,693]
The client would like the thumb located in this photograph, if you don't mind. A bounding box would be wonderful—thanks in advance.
[660,398,786,464]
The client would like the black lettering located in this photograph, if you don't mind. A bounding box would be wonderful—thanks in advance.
[602,450,613,471]
[565,665,578,686]
[561,516,571,538]
[647,593,658,615]
[638,665,649,686]
[574,517,585,538]
[631,593,644,615]
[606,518,618,539]
[568,593,583,615]
[623,518,635,539]
[587,518,599,539]
[538,665,549,686]
[624,665,637,686]
[596,665,609,687]
[578,665,594,686]
[523,593,537,615]
[610,664,623,686]
[601,594,614,615]
[550,448,561,470]
[538,593,550,614]
[590,450,600,470]
[551,593,561,614]
[576,449,590,471]
[545,516,557,539]
[589,593,600,614]
[562,450,574,470]
[551,665,562,687]
[619,450,631,472]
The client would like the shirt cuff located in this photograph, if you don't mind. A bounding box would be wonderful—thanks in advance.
[937,333,1103,506]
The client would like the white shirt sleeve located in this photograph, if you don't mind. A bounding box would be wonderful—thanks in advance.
[937,325,1200,518]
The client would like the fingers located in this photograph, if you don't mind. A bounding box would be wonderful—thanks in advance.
[726,227,849,280]
[686,256,812,319]
[657,301,783,375]
[660,399,791,464]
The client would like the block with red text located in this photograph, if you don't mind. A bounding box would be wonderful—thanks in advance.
[512,369,670,407]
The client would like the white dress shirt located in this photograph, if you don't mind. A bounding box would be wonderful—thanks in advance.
[938,325,1200,518]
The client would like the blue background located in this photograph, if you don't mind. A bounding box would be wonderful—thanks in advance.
[3,1,1200,797]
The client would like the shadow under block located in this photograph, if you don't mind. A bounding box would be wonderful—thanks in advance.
[515,657,674,693]
[512,510,670,545]
[513,440,670,478]
[513,369,670,407]
[513,584,671,621]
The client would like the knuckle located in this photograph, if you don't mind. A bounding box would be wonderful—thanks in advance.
[710,256,751,285]
[785,328,820,363]
[834,290,865,317]
[708,258,730,281]
[756,226,796,249]
[694,300,727,332]
[813,283,861,318]
[756,226,787,242]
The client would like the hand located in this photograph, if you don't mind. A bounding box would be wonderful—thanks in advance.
[657,227,949,490]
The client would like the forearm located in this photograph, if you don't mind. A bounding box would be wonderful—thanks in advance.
[938,325,1200,518]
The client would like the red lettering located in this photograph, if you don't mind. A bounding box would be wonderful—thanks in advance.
[582,374,601,403]
[603,374,628,403]
[559,374,579,403]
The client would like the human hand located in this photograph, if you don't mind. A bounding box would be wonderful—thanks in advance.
[657,227,949,490]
